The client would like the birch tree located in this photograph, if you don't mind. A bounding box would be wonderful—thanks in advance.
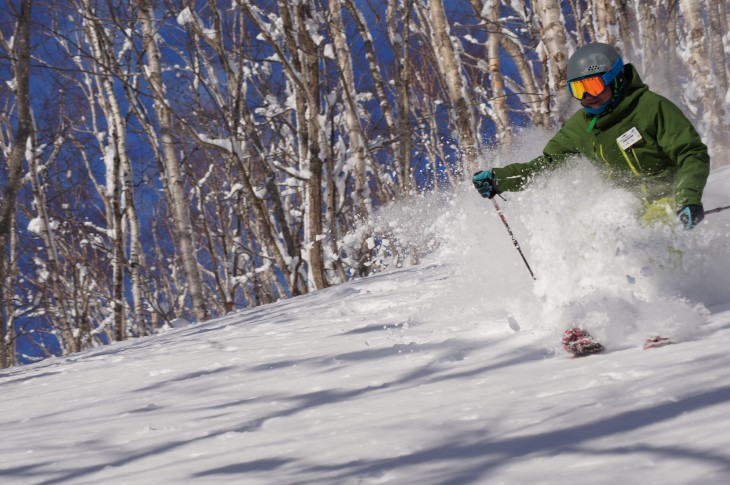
[470,0,513,144]
[26,129,79,354]
[344,0,401,188]
[499,34,551,128]
[707,0,729,98]
[0,0,32,367]
[679,0,726,150]
[66,0,148,340]
[327,0,372,216]
[257,0,331,289]
[386,0,414,190]
[295,2,329,289]
[175,2,304,298]
[472,0,552,128]
[592,0,616,44]
[425,0,480,173]
[533,0,571,121]
[137,0,208,321]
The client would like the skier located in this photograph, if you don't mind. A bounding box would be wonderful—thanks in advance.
[473,42,710,229]
[472,42,711,356]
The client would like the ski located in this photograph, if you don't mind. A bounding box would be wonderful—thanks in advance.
[562,329,673,356]
[562,328,605,357]
[643,336,673,350]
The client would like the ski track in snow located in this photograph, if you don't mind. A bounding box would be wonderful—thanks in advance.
[1,165,730,484]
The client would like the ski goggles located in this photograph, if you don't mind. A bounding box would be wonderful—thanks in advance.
[568,75,609,99]
[567,57,624,99]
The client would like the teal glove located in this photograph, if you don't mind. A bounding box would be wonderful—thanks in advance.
[677,204,704,230]
[472,170,498,199]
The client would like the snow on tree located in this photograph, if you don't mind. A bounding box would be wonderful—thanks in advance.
[1,0,728,366]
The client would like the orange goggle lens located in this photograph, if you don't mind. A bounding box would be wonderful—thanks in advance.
[568,76,608,99]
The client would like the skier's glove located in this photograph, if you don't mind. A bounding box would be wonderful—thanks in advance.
[472,170,498,199]
[677,204,704,230]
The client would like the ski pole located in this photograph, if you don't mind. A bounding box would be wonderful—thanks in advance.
[490,197,536,280]
[705,205,730,215]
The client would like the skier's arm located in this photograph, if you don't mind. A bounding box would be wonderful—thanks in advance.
[492,129,577,192]
[655,98,710,207]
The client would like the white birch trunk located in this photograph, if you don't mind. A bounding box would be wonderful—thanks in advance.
[328,0,371,216]
[80,0,149,339]
[679,0,725,146]
[138,0,208,321]
[344,0,396,137]
[387,0,414,190]
[289,2,328,290]
[592,0,613,44]
[500,35,551,128]
[28,132,78,354]
[427,0,480,173]
[484,0,513,144]
[633,1,664,85]
[533,0,571,121]
[0,0,32,367]
[707,0,729,96]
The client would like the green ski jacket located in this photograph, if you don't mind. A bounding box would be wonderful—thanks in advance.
[493,64,710,207]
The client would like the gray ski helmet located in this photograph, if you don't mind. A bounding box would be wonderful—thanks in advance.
[567,43,623,82]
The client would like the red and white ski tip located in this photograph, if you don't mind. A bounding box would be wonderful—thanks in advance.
[562,328,605,357]
[643,336,672,350]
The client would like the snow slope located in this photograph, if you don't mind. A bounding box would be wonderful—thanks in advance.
[1,164,730,485]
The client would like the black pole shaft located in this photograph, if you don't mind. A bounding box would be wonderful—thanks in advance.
[491,198,536,280]
[705,205,730,215]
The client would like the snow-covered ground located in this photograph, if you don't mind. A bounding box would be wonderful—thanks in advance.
[2,163,730,485]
